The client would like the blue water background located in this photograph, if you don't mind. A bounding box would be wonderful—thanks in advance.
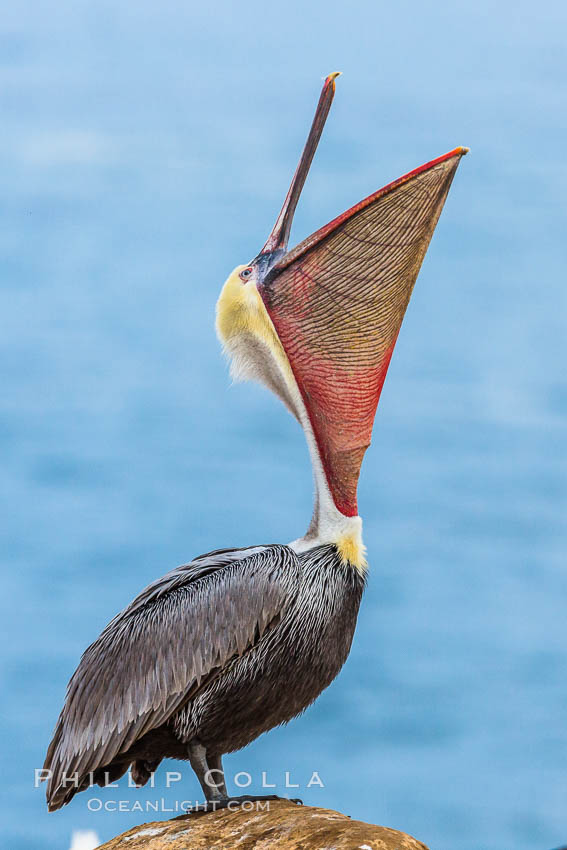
[1,1,566,848]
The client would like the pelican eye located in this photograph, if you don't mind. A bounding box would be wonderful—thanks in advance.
[239,267,253,281]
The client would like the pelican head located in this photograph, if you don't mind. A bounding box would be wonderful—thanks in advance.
[216,74,467,570]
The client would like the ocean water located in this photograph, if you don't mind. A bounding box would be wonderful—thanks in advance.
[1,2,566,848]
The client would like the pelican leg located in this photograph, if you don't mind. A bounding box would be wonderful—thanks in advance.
[187,739,222,805]
[206,753,228,798]
[186,741,302,813]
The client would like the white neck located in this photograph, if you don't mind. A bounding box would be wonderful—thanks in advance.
[287,399,364,553]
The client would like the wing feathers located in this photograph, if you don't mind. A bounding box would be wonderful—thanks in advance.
[44,544,297,809]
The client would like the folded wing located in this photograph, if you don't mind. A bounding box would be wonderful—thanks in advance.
[44,545,298,809]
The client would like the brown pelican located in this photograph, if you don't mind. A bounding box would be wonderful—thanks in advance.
[43,73,466,812]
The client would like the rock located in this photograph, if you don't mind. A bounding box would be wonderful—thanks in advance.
[97,799,429,849]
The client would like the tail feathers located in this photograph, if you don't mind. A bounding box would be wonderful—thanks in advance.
[43,717,163,809]
[46,770,91,812]
[45,759,131,812]
[45,758,161,811]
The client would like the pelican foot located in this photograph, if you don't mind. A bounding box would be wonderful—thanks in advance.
[225,794,303,807]
[183,794,303,814]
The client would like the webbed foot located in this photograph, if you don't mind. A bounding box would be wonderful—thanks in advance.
[183,794,302,814]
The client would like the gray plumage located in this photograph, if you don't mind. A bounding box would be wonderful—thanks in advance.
[44,543,365,810]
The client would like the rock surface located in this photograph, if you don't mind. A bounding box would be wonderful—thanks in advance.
[97,799,429,849]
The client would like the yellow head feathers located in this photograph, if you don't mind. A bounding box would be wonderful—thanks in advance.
[215,266,302,422]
